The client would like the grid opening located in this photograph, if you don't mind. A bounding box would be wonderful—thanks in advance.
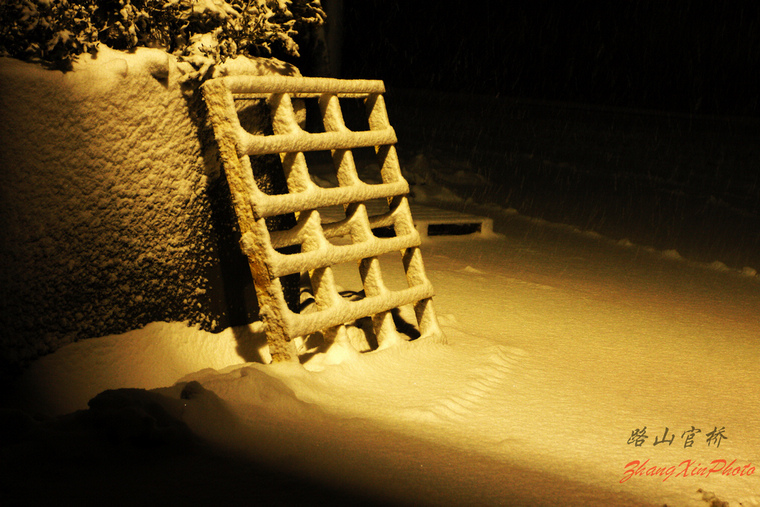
[427,222,483,237]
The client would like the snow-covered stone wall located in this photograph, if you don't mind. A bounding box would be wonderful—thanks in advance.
[0,48,295,370]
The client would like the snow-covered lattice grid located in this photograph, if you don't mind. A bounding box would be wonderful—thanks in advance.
[202,76,444,362]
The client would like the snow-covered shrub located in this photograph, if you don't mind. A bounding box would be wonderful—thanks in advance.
[0,0,100,69]
[0,0,325,71]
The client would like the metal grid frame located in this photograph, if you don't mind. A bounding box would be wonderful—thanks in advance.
[202,76,444,362]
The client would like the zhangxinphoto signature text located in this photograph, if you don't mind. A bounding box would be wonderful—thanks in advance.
[621,459,755,483]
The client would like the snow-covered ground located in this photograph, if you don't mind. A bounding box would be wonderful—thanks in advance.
[4,186,759,506]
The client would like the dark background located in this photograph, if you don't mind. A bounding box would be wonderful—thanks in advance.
[338,1,760,117]
[315,1,760,271]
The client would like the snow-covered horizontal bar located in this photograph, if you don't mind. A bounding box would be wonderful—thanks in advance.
[283,283,434,339]
[221,76,386,96]
[252,181,409,218]
[234,92,374,99]
[268,232,421,278]
[239,128,397,156]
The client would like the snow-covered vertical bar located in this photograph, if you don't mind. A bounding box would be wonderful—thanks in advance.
[366,93,404,184]
[403,246,444,343]
[349,203,402,348]
[202,79,298,362]
[310,264,349,347]
[320,93,402,347]
[268,92,316,194]
[319,93,360,188]
[366,93,443,342]
[319,92,348,132]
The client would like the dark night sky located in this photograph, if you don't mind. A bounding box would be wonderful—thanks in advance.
[337,1,760,117]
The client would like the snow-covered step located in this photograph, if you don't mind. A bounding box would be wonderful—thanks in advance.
[318,201,494,241]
